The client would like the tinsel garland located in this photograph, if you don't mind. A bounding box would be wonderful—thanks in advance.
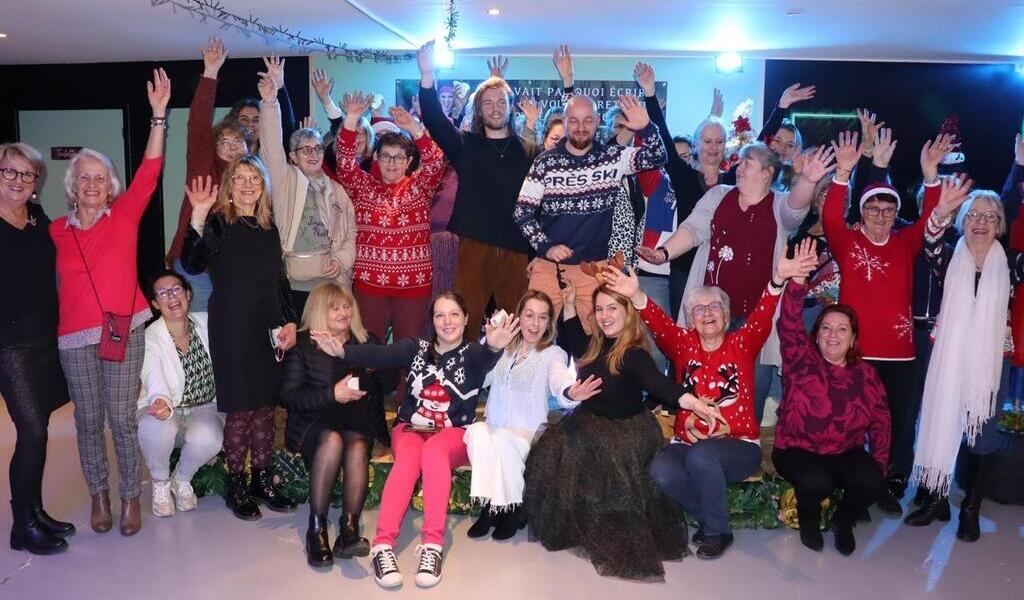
[151,0,459,63]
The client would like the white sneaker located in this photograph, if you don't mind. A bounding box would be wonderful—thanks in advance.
[171,476,197,512]
[414,544,444,588]
[151,480,175,517]
[370,544,403,588]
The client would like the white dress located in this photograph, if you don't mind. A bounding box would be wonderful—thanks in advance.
[464,345,578,509]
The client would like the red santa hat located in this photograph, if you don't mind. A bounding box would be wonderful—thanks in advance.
[859,182,902,212]
[937,114,968,176]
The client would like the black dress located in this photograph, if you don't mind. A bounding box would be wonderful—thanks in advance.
[524,316,688,581]
[181,214,296,413]
[0,202,69,422]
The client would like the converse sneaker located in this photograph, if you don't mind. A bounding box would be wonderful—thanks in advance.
[171,476,197,512]
[151,480,175,517]
[414,543,444,588]
[370,544,403,588]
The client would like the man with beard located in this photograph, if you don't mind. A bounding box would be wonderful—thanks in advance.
[418,41,540,335]
[515,94,667,331]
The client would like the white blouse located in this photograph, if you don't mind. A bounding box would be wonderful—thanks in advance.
[483,344,578,433]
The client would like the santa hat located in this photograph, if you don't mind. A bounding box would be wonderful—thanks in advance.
[371,120,402,136]
[859,182,902,212]
[937,114,968,176]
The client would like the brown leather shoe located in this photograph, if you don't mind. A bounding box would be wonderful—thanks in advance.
[90,492,112,533]
[119,497,141,536]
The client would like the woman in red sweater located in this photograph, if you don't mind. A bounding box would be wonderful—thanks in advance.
[773,240,892,556]
[335,91,447,346]
[604,249,815,559]
[50,69,171,537]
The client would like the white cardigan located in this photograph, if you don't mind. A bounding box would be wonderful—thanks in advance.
[137,313,214,414]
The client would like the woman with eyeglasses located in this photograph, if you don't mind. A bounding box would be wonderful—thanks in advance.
[137,269,223,519]
[48,69,170,537]
[0,143,74,554]
[335,90,447,352]
[906,180,1024,542]
[180,155,299,521]
[257,70,356,316]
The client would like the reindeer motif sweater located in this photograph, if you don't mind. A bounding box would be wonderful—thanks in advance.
[638,288,781,444]
[343,337,501,428]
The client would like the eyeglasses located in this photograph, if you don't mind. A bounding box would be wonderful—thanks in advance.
[154,285,185,300]
[691,302,724,318]
[863,206,897,218]
[1,168,38,184]
[216,139,246,150]
[378,152,408,164]
[77,174,109,186]
[293,144,325,157]
[230,174,264,186]
[237,116,260,125]
[965,210,999,224]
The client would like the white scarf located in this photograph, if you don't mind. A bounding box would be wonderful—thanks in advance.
[913,238,1009,494]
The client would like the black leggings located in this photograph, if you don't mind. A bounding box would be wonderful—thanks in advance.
[300,425,371,518]
[773,446,886,529]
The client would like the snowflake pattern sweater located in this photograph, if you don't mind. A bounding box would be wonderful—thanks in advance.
[335,127,447,297]
[822,179,940,360]
[638,287,781,444]
[514,123,666,264]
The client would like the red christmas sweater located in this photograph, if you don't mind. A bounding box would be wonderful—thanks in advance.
[822,179,939,360]
[638,288,781,444]
[335,127,447,298]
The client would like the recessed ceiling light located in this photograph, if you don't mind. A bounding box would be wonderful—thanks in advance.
[0,33,8,39]
[488,7,501,16]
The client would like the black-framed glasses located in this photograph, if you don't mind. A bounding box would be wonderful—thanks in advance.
[965,210,999,224]
[1,168,38,184]
[378,152,408,164]
[863,206,897,218]
[294,145,325,157]
[154,285,185,300]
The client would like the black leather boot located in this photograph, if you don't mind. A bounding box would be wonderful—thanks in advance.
[957,453,986,542]
[796,496,823,552]
[226,473,261,521]
[492,505,526,541]
[904,492,950,526]
[306,514,333,567]
[32,505,76,537]
[832,506,856,556]
[913,486,929,507]
[10,501,66,555]
[876,474,905,517]
[250,468,297,513]
[334,513,370,558]
[467,502,495,538]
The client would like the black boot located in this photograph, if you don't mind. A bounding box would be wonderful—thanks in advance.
[306,514,333,567]
[876,474,906,517]
[904,492,950,526]
[467,502,495,538]
[832,506,856,556]
[795,496,823,552]
[226,473,261,521]
[10,501,66,555]
[334,513,370,558]
[492,505,526,541]
[250,468,297,513]
[913,486,929,507]
[32,505,76,537]
[957,453,986,543]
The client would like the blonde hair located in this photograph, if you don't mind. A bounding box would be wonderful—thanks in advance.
[214,155,273,229]
[300,282,368,344]
[578,287,650,376]
[507,290,557,355]
[0,143,47,195]
[64,148,123,209]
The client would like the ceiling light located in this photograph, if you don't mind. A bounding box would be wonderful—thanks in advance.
[434,39,455,69]
[0,33,7,39]
[715,52,743,74]
[488,7,501,16]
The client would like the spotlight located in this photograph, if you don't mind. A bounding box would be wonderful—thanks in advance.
[715,52,743,74]
[488,7,501,16]
[434,39,455,69]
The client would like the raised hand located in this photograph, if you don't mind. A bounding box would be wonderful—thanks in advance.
[921,133,958,183]
[634,245,667,265]
[484,314,521,351]
[201,37,227,79]
[775,241,818,282]
[601,266,644,305]
[488,55,509,78]
[856,108,885,151]
[779,82,815,109]
[872,127,897,168]
[1015,132,1024,167]
[311,68,334,101]
[257,73,277,103]
[260,55,285,90]
[830,130,865,178]
[567,375,603,402]
[791,145,817,177]
[341,91,373,130]
[789,238,818,284]
[518,96,540,129]
[417,40,436,76]
[185,175,218,224]
[299,115,318,132]
[617,95,650,131]
[552,44,574,87]
[798,144,837,184]
[633,62,656,97]
[333,375,367,403]
[934,176,974,221]
[388,105,423,138]
[147,68,171,117]
[310,330,346,358]
[710,87,725,118]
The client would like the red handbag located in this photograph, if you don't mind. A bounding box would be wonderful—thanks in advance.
[72,230,133,362]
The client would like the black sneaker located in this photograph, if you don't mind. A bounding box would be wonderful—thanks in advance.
[696,533,734,559]
[370,544,403,588]
[414,544,444,588]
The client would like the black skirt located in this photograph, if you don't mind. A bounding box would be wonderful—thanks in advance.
[524,408,687,581]
[0,337,70,424]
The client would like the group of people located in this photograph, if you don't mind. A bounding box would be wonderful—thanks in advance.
[1,35,1021,590]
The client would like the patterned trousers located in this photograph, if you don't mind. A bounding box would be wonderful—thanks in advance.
[59,327,145,499]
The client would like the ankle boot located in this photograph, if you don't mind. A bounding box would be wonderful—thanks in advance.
[492,505,526,541]
[120,497,142,536]
[957,454,987,542]
[876,474,906,517]
[32,504,76,537]
[832,507,856,556]
[306,514,333,567]
[334,513,370,558]
[90,491,113,533]
[226,473,261,521]
[795,499,823,552]
[10,517,67,555]
[250,468,297,513]
[467,502,495,538]
[904,493,950,526]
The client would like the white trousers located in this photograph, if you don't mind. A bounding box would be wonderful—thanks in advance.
[137,402,225,481]
[464,422,533,509]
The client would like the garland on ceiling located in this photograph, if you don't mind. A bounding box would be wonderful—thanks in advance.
[151,0,459,63]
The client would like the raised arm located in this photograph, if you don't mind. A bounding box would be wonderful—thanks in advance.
[257,74,289,183]
[758,83,814,141]
[616,95,666,174]
[119,69,170,224]
[389,105,447,193]
[786,144,835,212]
[343,338,421,370]
[335,91,376,195]
[1002,133,1024,225]
[417,41,464,161]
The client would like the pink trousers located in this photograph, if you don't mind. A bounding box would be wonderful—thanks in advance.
[372,423,469,547]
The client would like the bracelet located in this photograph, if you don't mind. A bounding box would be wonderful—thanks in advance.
[150,116,168,129]
[768,278,785,290]
[656,246,669,262]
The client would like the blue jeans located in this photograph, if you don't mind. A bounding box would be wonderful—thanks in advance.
[173,258,212,312]
[639,275,671,375]
[649,438,761,536]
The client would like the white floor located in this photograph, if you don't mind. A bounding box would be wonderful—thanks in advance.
[0,402,1021,600]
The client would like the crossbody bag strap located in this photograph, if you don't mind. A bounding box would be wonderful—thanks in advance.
[71,228,106,314]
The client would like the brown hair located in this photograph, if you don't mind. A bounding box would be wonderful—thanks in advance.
[578,287,650,376]
[373,132,419,176]
[212,118,253,149]
[214,155,274,229]
[300,282,368,343]
[810,304,861,365]
[470,77,513,137]
[427,291,470,366]
[508,290,557,355]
